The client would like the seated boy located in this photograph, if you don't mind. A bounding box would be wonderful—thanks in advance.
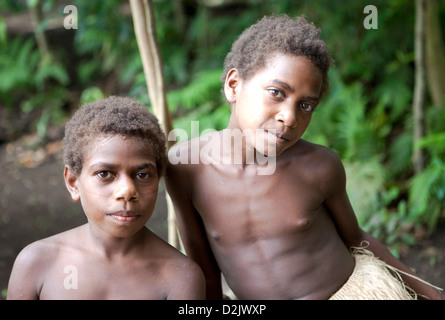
[165,15,443,300]
[7,96,205,300]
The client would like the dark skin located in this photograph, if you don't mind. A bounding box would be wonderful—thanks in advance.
[8,135,205,300]
[166,54,444,299]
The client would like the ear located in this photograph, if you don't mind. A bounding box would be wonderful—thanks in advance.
[224,68,241,104]
[64,166,80,201]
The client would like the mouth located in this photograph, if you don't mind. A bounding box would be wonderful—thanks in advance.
[265,130,289,143]
[107,211,139,223]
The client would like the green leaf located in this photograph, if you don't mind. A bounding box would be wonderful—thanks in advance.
[27,0,39,8]
[80,87,105,104]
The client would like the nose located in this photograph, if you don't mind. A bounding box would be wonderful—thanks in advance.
[114,175,138,202]
[275,103,297,128]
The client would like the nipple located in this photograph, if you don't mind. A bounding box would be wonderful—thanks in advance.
[211,230,221,242]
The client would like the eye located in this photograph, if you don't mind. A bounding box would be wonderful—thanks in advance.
[301,103,316,113]
[136,172,154,180]
[267,88,285,99]
[97,171,114,180]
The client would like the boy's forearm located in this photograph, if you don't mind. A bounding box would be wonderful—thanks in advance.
[199,253,223,299]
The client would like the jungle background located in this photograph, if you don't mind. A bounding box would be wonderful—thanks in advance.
[0,0,444,299]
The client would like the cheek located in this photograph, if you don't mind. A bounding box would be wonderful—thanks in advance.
[236,96,269,128]
[79,178,104,198]
[77,180,108,212]
[145,186,160,207]
[297,114,312,133]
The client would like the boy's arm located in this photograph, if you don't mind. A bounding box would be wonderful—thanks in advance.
[165,160,223,300]
[7,244,43,300]
[360,230,443,299]
[167,258,206,300]
[321,149,444,300]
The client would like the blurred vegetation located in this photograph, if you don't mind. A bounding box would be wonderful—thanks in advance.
[0,0,444,255]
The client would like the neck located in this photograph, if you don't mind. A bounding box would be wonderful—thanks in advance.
[221,126,250,167]
[84,224,146,259]
[218,129,276,176]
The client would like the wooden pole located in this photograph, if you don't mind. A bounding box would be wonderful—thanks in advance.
[425,0,445,108]
[412,0,426,174]
[129,0,179,248]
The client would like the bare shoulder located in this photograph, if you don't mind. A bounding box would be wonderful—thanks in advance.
[7,226,84,299]
[145,231,205,299]
[166,132,220,193]
[166,136,198,178]
[287,140,346,191]
[290,139,343,170]
[167,131,220,168]
[147,230,202,275]
[12,226,83,268]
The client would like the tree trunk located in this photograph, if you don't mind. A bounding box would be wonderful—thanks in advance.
[425,0,445,108]
[129,0,179,248]
[29,3,50,59]
[413,0,427,174]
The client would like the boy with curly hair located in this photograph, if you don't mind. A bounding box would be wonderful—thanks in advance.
[8,96,205,300]
[165,15,443,299]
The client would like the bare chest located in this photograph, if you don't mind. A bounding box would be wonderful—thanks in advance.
[192,164,325,245]
[39,257,168,300]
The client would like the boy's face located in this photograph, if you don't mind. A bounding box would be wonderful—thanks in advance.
[225,53,322,156]
[64,135,159,239]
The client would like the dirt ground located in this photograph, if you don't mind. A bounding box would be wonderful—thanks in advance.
[0,137,444,299]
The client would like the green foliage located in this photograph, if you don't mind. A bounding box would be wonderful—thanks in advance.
[409,127,445,233]
[79,86,105,105]
[167,69,229,138]
[0,37,38,96]
[304,69,384,161]
[0,24,69,139]
[409,161,445,231]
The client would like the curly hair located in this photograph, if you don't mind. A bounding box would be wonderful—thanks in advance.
[221,14,334,99]
[63,96,167,177]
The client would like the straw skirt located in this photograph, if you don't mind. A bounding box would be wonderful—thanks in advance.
[329,249,417,300]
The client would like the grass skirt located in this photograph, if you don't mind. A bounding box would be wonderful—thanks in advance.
[329,247,417,300]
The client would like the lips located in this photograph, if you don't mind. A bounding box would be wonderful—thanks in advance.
[265,130,289,142]
[107,211,139,223]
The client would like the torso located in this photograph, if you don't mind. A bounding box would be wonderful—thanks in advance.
[189,135,354,299]
[35,226,187,300]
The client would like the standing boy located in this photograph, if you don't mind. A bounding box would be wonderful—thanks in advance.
[8,96,205,299]
[165,15,443,300]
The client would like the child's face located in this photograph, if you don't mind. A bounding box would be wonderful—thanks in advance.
[225,53,322,156]
[65,135,159,239]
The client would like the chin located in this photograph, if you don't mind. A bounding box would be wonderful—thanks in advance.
[112,227,145,239]
[256,143,290,158]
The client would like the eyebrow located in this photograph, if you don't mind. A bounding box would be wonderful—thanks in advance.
[90,162,117,170]
[89,162,157,171]
[134,163,157,171]
[272,79,320,102]
[272,79,295,93]
[302,95,320,103]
